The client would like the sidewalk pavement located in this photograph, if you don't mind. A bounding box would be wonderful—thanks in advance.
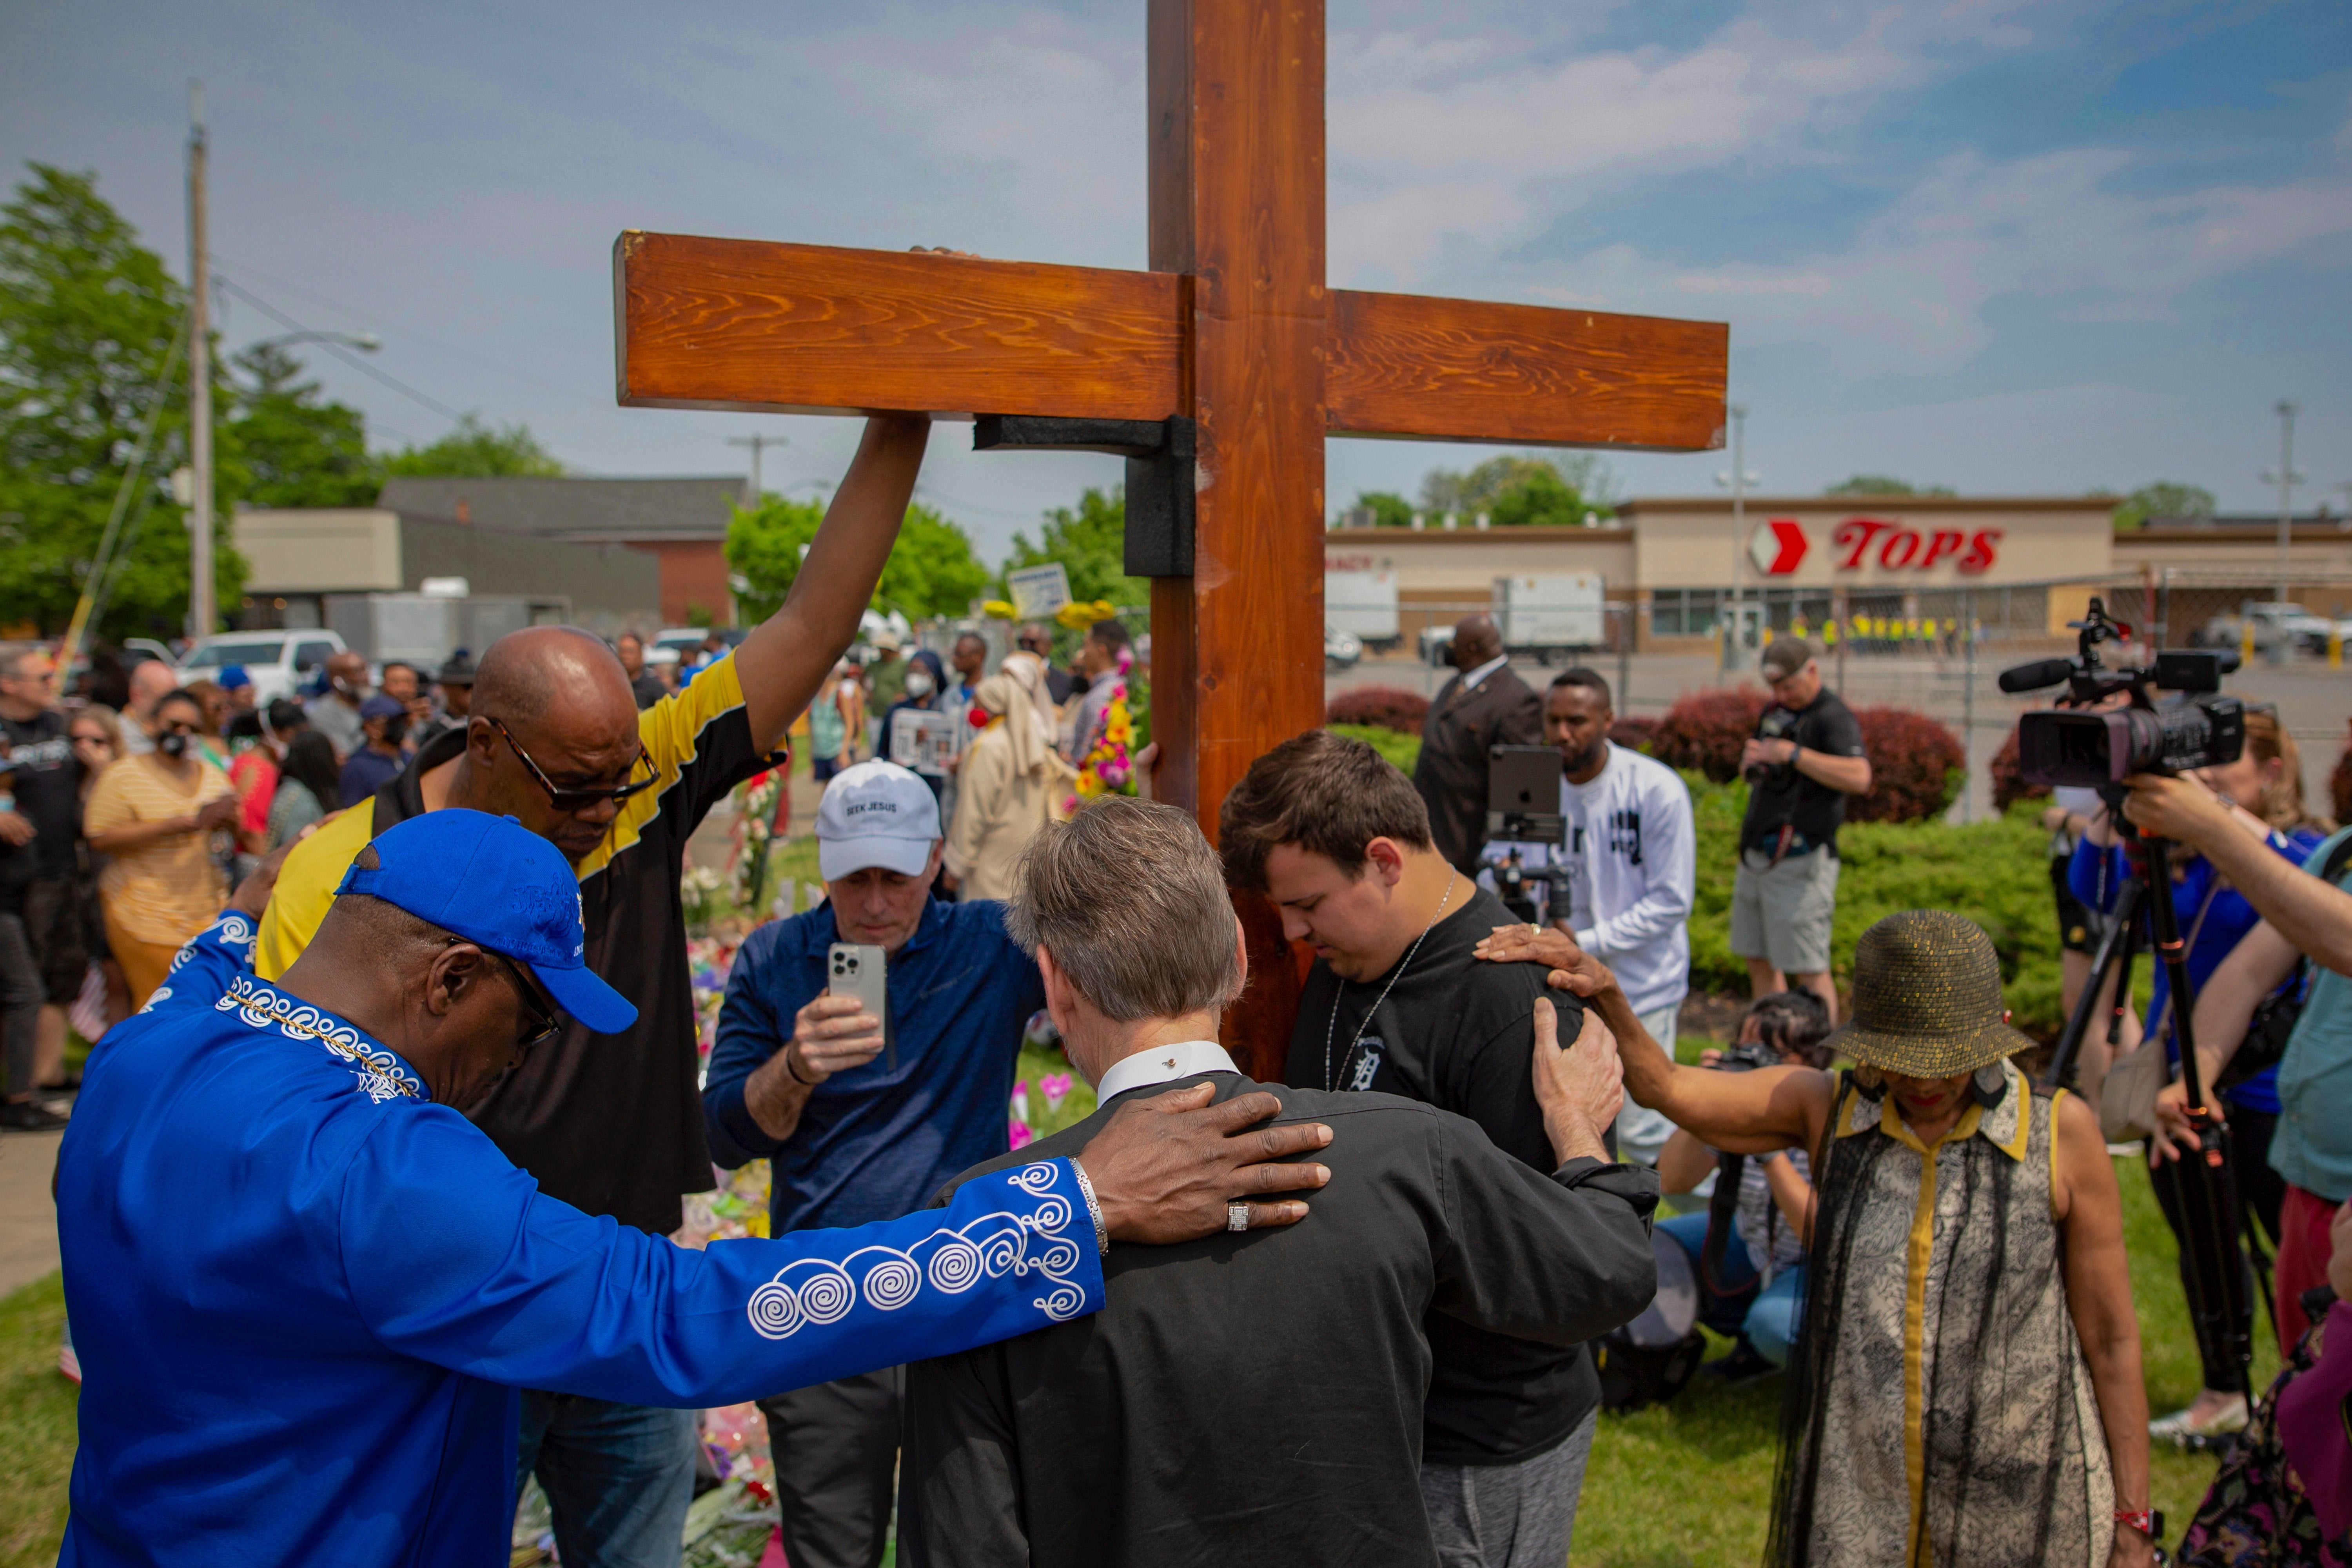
[1,1125,64,1297]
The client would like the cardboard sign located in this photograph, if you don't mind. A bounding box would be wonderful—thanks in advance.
[1006,563,1073,620]
[889,709,962,775]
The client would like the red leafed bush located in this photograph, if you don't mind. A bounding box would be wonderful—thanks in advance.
[1325,685,1430,732]
[1649,689,1768,781]
[2332,720,2352,827]
[1847,706,1965,824]
[1608,715,1660,753]
[1987,727,2048,814]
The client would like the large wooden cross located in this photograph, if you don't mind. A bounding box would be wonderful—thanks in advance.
[613,0,1726,1076]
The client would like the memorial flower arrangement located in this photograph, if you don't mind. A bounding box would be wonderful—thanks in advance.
[1066,645,1139,812]
[730,766,787,914]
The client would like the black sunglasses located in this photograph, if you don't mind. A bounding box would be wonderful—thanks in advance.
[487,715,657,812]
[450,938,562,1052]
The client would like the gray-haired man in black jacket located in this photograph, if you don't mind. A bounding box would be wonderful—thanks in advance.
[900,797,1657,1568]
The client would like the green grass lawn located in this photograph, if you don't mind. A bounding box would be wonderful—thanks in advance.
[1,1151,2271,1566]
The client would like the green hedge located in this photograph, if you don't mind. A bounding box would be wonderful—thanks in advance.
[1318,724,2065,1032]
[1683,773,2063,1033]
[1328,722,1423,775]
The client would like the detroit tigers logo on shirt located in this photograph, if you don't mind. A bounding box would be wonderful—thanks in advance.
[1347,1036,1384,1091]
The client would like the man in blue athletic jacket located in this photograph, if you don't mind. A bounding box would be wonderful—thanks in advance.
[55,810,1330,1566]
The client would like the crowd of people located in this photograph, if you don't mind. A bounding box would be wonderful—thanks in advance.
[21,418,2352,1568]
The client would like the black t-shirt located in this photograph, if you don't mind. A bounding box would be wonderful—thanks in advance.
[1740,688,1865,855]
[1284,884,1604,1466]
[0,711,81,912]
[359,665,771,1234]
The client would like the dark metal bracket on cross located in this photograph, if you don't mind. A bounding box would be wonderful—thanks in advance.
[613,0,1726,1069]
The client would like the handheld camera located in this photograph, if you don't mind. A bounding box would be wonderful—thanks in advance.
[2001,598,2245,789]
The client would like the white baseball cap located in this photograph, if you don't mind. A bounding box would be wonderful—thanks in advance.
[815,760,940,880]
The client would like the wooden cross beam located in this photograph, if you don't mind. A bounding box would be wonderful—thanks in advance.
[613,0,1726,1076]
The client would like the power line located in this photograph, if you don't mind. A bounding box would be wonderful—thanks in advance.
[211,273,467,425]
[210,252,595,402]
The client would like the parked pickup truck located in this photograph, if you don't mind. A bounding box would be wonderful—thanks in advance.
[175,630,350,707]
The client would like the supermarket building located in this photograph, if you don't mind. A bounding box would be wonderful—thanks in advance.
[1325,495,2352,653]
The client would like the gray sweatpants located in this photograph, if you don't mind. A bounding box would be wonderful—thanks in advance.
[1421,1407,1600,1568]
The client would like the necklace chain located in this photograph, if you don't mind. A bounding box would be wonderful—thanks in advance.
[1324,871,1458,1093]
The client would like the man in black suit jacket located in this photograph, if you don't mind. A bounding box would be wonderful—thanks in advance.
[1412,614,1542,874]
[900,798,1656,1568]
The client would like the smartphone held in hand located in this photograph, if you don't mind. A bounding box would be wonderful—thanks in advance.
[828,942,892,1069]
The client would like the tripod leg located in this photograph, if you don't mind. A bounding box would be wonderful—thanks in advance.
[2133,833,2254,1399]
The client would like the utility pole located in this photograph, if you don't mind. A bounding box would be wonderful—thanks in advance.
[186,82,214,644]
[1715,405,1754,674]
[2262,400,2303,612]
[726,433,786,499]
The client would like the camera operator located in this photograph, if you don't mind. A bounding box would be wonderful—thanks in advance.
[2120,762,2352,1366]
[1477,668,1695,1165]
[2072,709,2330,1443]
[1652,990,1829,1375]
[1731,638,1870,1024]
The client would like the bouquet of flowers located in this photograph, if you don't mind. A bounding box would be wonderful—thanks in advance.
[730,767,787,914]
[1065,646,1138,813]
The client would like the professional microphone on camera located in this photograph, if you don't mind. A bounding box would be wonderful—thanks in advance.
[1998,657,2078,695]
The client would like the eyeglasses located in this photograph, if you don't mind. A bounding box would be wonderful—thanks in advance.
[452,938,563,1052]
[487,716,657,812]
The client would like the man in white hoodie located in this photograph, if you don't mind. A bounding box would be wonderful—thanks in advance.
[1479,668,1694,1165]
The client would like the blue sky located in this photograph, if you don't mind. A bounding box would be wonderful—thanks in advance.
[4,0,2346,565]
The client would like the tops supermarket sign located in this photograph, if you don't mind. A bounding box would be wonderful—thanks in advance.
[1747,517,2002,577]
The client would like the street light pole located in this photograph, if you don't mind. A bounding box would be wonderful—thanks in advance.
[1715,405,1752,673]
[2267,400,2301,611]
[186,82,214,643]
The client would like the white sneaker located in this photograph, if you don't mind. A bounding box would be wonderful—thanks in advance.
[2149,1393,2247,1445]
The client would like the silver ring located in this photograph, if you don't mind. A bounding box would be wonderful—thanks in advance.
[1226,1201,1250,1233]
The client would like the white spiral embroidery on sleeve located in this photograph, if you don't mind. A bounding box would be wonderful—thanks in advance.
[744,1162,1088,1341]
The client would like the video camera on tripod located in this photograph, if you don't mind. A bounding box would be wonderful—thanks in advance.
[2001,596,2245,786]
[2009,597,2260,1408]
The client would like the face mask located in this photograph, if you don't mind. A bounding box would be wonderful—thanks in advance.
[158,732,188,759]
[333,677,361,697]
[903,670,936,699]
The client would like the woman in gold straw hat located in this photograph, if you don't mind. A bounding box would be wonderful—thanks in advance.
[1479,909,2156,1567]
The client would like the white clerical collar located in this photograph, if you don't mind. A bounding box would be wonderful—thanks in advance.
[1094,1039,1241,1102]
[1460,653,1510,691]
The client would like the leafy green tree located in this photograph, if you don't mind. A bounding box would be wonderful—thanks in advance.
[1001,485,1149,609]
[0,163,244,638]
[727,496,987,624]
[1823,474,1956,497]
[229,342,379,508]
[1343,490,1416,528]
[383,413,564,477]
[2109,481,2215,532]
[1416,452,1616,526]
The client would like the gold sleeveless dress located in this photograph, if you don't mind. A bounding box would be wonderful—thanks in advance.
[1769,1058,2115,1567]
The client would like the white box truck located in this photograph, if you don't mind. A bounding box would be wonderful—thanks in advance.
[1491,572,1605,665]
[1324,567,1401,653]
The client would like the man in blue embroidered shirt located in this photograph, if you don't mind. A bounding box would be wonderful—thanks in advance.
[703,759,1044,1568]
[55,809,1333,1568]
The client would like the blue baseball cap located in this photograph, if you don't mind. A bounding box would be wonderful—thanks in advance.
[359,695,405,722]
[335,809,637,1035]
[218,664,251,690]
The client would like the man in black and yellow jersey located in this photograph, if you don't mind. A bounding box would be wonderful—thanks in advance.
[254,416,934,1565]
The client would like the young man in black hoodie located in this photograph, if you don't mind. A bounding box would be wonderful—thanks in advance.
[1218,729,1623,1567]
